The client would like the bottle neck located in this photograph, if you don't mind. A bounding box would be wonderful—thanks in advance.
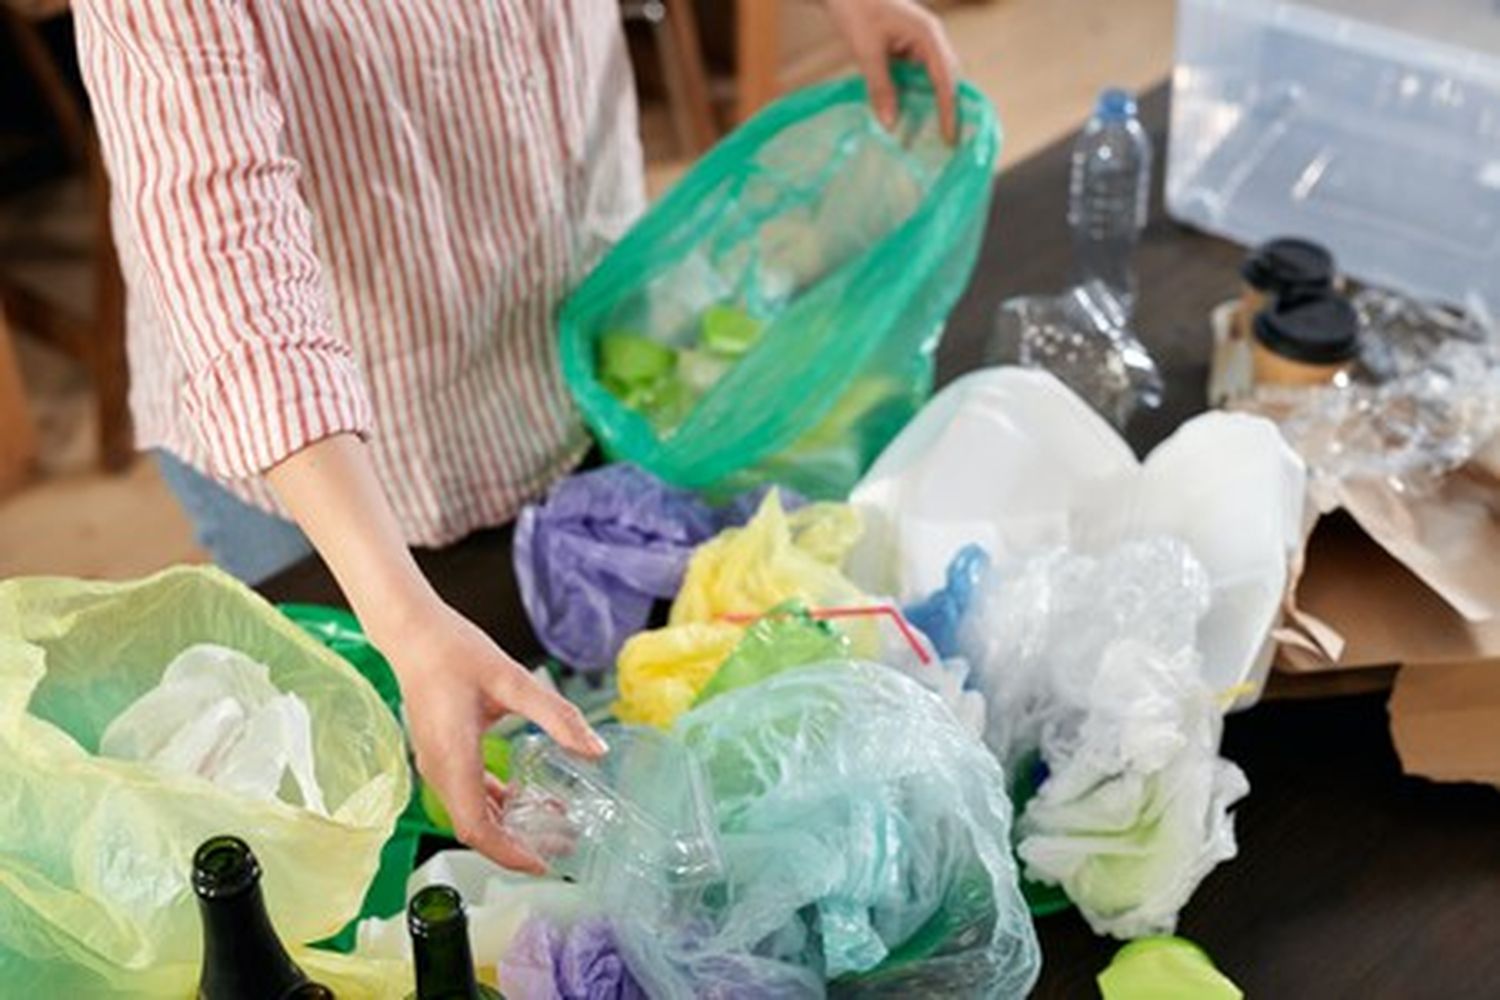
[413,924,481,1000]
[197,882,310,1000]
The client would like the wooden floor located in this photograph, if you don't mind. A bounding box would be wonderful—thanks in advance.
[0,0,1176,580]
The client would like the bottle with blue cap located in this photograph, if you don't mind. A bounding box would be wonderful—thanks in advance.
[1068,87,1153,316]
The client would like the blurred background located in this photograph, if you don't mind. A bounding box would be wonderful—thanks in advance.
[0,0,1173,579]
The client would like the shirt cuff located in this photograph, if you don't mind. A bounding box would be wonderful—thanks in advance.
[189,337,374,480]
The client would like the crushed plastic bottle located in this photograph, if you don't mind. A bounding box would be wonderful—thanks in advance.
[989,281,1163,429]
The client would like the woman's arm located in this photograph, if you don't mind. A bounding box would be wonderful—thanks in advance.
[75,1,602,870]
[268,435,604,873]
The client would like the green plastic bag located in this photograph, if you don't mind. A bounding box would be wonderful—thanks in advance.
[691,602,848,706]
[1097,937,1242,1000]
[0,569,409,996]
[561,65,1001,499]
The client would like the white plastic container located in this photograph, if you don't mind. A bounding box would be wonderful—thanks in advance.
[1167,0,1500,312]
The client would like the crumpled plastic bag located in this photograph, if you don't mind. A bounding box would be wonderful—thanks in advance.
[691,604,849,708]
[613,492,872,726]
[903,544,990,659]
[514,465,793,674]
[615,623,745,728]
[0,568,409,996]
[961,539,1248,939]
[357,850,586,980]
[613,663,1041,999]
[101,643,326,815]
[671,491,867,625]
[850,367,1306,705]
[501,915,650,1000]
[1097,937,1243,1000]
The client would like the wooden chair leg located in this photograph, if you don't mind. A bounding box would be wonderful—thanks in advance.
[657,0,718,154]
[735,0,781,123]
[0,307,39,498]
[89,141,132,472]
[4,8,90,166]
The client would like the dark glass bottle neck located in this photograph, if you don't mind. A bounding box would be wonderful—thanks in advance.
[197,881,312,1000]
[413,922,484,1000]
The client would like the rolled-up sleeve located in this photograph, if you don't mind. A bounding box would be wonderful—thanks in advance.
[76,0,372,478]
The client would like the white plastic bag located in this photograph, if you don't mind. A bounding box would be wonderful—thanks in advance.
[961,538,1249,939]
[101,643,326,814]
[850,367,1306,704]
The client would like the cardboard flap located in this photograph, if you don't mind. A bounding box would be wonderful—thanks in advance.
[1279,514,1500,671]
[1389,661,1500,786]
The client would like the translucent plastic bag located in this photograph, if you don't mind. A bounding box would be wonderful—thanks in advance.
[0,568,409,996]
[961,540,1249,939]
[618,663,1041,999]
[560,66,1001,499]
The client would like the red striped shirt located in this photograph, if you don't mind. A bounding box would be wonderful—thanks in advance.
[75,0,645,545]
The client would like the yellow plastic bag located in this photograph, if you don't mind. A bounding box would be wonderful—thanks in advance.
[0,567,410,996]
[615,623,743,727]
[670,491,866,624]
[614,492,871,727]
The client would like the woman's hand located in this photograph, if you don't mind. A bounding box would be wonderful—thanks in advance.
[825,0,962,142]
[267,434,605,873]
[375,598,607,874]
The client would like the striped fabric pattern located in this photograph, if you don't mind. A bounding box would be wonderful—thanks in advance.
[75,0,646,545]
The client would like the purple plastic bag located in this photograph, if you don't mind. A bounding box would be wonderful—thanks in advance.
[501,916,648,1000]
[514,465,799,673]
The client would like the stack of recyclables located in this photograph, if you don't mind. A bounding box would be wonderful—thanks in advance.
[561,65,1001,499]
[1168,0,1500,312]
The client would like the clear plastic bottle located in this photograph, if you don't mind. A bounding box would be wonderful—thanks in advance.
[1068,88,1152,317]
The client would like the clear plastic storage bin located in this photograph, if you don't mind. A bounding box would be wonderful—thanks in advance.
[1167,0,1500,311]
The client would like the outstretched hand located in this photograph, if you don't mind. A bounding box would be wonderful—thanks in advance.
[379,598,606,873]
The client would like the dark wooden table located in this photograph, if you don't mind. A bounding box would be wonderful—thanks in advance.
[263,86,1500,998]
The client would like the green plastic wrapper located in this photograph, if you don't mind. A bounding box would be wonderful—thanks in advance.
[1097,937,1242,1000]
[561,65,1001,499]
[691,602,848,707]
[0,569,409,996]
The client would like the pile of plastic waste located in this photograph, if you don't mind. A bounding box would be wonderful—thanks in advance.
[0,367,1294,997]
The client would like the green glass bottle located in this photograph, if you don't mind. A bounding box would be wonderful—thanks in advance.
[192,835,335,1000]
[406,885,501,1000]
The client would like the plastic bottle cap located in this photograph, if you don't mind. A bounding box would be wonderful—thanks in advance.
[1252,293,1359,365]
[1240,238,1335,297]
[1095,88,1137,122]
[192,835,261,900]
[408,884,467,939]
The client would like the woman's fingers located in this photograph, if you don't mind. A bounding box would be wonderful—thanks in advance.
[426,737,547,874]
[491,666,607,759]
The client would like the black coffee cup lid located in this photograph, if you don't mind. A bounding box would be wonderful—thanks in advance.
[1241,238,1336,295]
[1253,293,1359,365]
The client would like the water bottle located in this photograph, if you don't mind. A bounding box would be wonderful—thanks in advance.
[1068,88,1152,317]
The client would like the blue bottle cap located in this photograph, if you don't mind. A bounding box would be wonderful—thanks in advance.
[1095,88,1137,122]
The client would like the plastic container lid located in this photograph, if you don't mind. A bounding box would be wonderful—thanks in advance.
[1095,88,1138,122]
[1252,293,1359,365]
[502,725,724,917]
[1240,238,1335,297]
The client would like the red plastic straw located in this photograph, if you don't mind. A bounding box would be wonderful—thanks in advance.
[720,604,934,666]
